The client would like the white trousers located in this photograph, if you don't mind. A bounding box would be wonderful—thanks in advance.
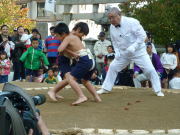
[102,54,161,93]
[133,74,148,88]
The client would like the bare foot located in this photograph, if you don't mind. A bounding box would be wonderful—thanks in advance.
[71,97,88,106]
[55,94,64,99]
[94,95,102,102]
[48,91,58,101]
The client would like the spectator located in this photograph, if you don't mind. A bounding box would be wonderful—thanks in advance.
[169,69,180,89]
[116,66,134,86]
[145,31,157,54]
[37,32,45,51]
[34,68,45,83]
[133,43,164,88]
[0,25,15,57]
[161,44,177,88]
[90,69,102,85]
[44,68,58,84]
[94,32,111,73]
[104,45,115,65]
[31,28,39,38]
[44,26,61,67]
[101,54,115,81]
[31,28,42,50]
[11,26,26,81]
[174,40,180,69]
[20,38,49,82]
[20,29,32,50]
[53,68,62,82]
[11,28,18,41]
[0,51,11,83]
[24,28,30,35]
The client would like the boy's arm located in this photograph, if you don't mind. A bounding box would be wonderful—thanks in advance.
[41,52,49,66]
[20,50,28,62]
[58,37,70,52]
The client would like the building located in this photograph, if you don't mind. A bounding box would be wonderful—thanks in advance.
[17,0,125,39]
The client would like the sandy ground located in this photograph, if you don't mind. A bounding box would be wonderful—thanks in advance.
[1,82,180,130]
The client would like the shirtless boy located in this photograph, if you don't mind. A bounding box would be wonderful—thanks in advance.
[48,22,101,105]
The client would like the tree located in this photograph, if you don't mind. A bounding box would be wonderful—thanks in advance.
[119,0,180,46]
[0,0,35,32]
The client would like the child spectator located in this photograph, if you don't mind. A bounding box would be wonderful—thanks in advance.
[169,69,180,89]
[53,68,62,82]
[102,54,115,81]
[31,28,43,50]
[44,26,61,67]
[24,28,30,35]
[34,68,45,83]
[104,45,115,65]
[20,28,32,49]
[44,68,58,84]
[90,69,102,85]
[20,38,49,82]
[0,51,11,83]
[161,44,177,88]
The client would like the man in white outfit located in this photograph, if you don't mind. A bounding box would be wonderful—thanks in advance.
[97,7,164,97]
[94,32,111,73]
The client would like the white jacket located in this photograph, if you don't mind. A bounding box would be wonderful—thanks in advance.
[3,41,15,57]
[160,53,177,70]
[110,16,147,59]
[94,39,111,63]
[169,77,180,89]
[21,34,32,45]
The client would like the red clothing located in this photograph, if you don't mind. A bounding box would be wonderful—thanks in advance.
[0,59,11,75]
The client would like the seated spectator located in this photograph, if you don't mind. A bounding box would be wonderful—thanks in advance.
[53,68,62,82]
[44,68,58,84]
[104,45,115,65]
[20,38,49,82]
[133,43,164,88]
[34,68,45,83]
[161,44,177,88]
[116,66,134,86]
[90,69,102,85]
[169,69,180,89]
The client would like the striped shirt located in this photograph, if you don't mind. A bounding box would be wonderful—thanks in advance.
[45,35,61,57]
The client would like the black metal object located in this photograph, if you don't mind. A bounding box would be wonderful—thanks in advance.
[0,106,5,135]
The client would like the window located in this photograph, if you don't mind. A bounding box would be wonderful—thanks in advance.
[37,2,46,17]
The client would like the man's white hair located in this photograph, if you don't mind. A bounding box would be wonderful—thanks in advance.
[107,7,121,16]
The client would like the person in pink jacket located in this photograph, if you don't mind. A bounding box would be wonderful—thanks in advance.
[0,51,11,83]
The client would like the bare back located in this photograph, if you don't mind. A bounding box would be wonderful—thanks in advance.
[65,33,85,52]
